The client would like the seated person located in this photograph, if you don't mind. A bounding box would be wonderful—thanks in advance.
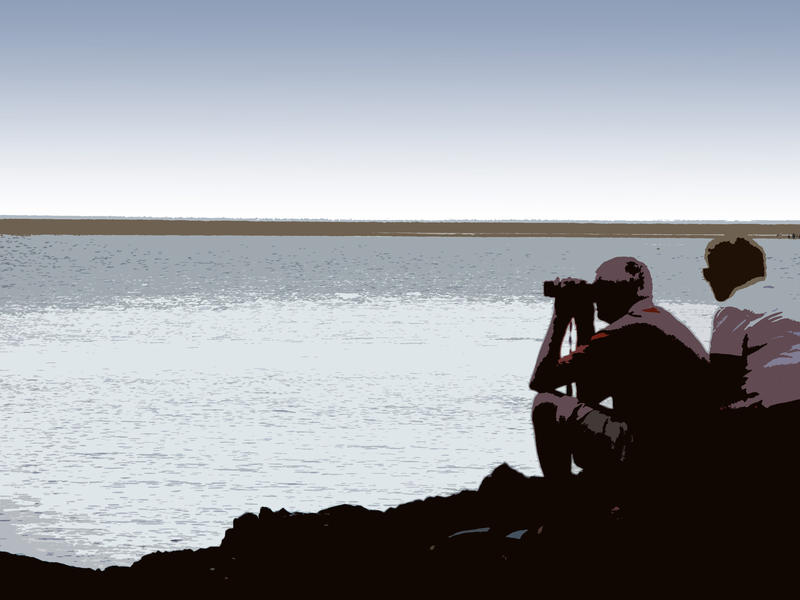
[702,236,800,547]
[704,237,800,486]
[529,257,710,484]
[704,236,800,411]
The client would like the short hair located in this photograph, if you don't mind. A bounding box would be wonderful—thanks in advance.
[705,237,765,292]
[596,257,653,298]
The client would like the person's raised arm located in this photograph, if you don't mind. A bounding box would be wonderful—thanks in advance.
[573,293,595,346]
[529,303,571,392]
[529,281,595,392]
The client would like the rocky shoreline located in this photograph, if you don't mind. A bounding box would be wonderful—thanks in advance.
[2,462,795,595]
[0,464,579,593]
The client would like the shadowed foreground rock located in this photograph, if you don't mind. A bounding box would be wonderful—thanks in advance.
[1,462,796,595]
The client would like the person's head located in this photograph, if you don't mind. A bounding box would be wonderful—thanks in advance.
[593,257,653,323]
[703,237,765,301]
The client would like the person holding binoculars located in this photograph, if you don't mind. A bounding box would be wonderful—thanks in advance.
[529,257,710,491]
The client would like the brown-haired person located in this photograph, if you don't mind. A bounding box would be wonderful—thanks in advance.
[703,237,800,552]
[704,236,800,411]
[529,257,710,493]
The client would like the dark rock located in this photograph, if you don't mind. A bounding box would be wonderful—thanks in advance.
[0,551,100,593]
[477,462,529,495]
[3,461,798,594]
[220,511,260,551]
[477,463,548,533]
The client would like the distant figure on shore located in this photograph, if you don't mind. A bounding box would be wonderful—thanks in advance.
[529,257,710,486]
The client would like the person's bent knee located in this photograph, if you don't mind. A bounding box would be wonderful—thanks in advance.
[533,392,561,419]
[532,392,561,423]
[534,391,582,424]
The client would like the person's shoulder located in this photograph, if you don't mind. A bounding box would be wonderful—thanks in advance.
[633,306,691,340]
[617,303,708,357]
[603,301,689,332]
[713,305,758,330]
[601,309,662,341]
[615,302,674,329]
[746,310,800,344]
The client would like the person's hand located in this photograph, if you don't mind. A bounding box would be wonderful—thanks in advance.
[552,277,591,321]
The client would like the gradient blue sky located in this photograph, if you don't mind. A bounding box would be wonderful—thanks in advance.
[2,1,798,220]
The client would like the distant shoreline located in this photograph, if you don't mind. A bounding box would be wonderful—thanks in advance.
[1,218,797,238]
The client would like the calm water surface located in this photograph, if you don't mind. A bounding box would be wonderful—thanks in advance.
[1,236,797,567]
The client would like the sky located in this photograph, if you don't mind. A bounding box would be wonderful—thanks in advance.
[1,1,799,221]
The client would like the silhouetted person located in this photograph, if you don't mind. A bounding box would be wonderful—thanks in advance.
[529,257,710,490]
[704,236,800,410]
[703,237,800,551]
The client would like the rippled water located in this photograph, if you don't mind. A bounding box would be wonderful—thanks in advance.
[0,235,797,568]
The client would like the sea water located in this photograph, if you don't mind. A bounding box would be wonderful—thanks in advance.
[0,235,796,568]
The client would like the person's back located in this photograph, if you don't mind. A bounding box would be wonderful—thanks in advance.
[711,296,800,410]
[710,289,800,485]
[586,301,708,420]
[573,299,710,471]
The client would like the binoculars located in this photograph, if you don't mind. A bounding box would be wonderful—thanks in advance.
[543,279,595,299]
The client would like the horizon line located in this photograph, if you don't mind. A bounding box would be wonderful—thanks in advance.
[2,217,800,238]
[2,215,800,225]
